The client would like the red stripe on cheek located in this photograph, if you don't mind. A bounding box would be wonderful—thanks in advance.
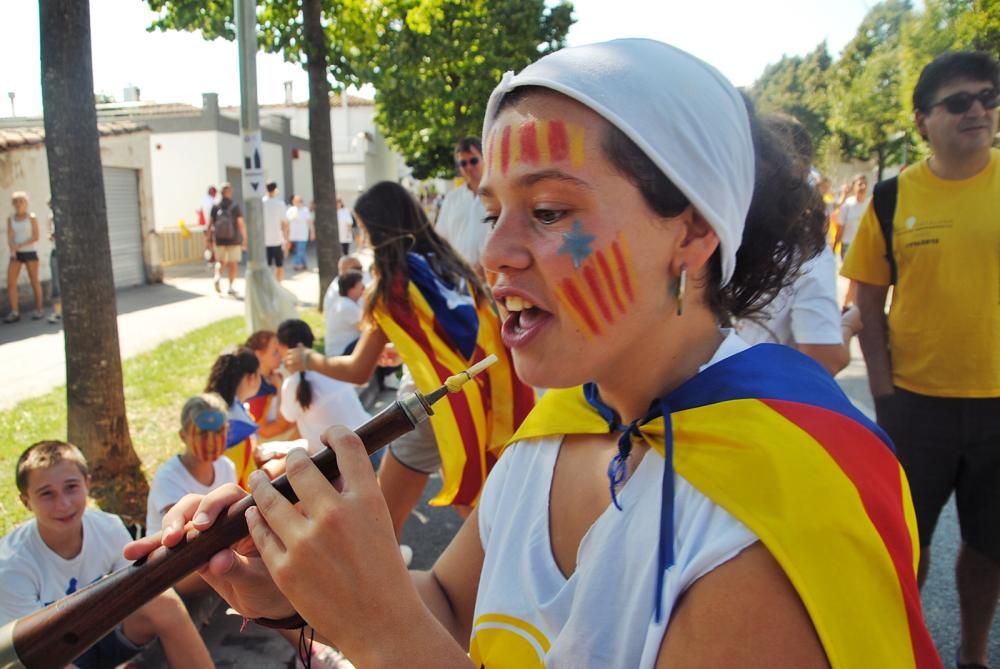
[583,264,613,322]
[520,122,539,164]
[562,278,602,336]
[501,126,511,175]
[596,251,625,314]
[549,121,569,162]
[612,241,634,302]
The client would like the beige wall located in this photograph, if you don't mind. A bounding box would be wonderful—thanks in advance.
[0,130,159,289]
[149,130,220,234]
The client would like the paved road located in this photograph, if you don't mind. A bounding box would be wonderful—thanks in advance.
[0,261,324,411]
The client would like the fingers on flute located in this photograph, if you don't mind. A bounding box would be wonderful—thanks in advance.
[123,531,164,561]
[248,469,300,540]
[190,484,249,529]
[321,425,375,493]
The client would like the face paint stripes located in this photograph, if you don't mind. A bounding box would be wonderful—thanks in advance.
[557,232,638,338]
[490,120,587,175]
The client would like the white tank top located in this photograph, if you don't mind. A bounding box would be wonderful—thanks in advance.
[471,332,758,669]
[9,215,35,252]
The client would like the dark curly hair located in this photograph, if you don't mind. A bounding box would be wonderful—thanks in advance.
[354,181,486,323]
[599,96,826,322]
[277,319,316,411]
[205,347,260,406]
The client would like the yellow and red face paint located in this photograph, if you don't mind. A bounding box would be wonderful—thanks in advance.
[556,231,638,338]
[489,120,586,175]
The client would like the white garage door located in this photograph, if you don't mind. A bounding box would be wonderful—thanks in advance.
[102,167,145,288]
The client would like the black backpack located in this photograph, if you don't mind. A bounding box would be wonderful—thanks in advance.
[213,202,241,245]
[872,176,899,285]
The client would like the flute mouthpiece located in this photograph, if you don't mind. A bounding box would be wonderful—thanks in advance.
[425,354,499,405]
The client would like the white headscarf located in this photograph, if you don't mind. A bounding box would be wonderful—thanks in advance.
[483,38,754,286]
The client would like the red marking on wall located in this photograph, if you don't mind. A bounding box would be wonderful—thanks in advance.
[500,125,512,175]
[582,264,613,322]
[548,121,569,162]
[520,122,539,164]
[561,277,602,336]
[612,240,634,302]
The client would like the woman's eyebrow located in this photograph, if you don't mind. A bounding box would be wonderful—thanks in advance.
[479,169,594,198]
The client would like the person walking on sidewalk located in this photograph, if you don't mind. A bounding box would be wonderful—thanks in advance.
[209,183,246,297]
[286,195,312,271]
[843,51,1000,669]
[262,182,289,282]
[5,191,44,322]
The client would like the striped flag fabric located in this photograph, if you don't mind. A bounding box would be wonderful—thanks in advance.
[508,344,942,668]
[374,253,535,506]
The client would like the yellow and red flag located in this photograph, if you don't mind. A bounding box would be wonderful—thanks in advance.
[374,253,534,506]
[508,344,941,668]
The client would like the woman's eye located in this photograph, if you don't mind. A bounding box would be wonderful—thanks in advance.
[483,215,499,229]
[534,209,566,225]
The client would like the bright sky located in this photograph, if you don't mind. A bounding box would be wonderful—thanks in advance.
[2,0,885,120]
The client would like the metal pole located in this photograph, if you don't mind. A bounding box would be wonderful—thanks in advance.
[235,0,297,331]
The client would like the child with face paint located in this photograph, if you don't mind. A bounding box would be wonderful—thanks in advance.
[128,40,941,669]
[145,393,236,595]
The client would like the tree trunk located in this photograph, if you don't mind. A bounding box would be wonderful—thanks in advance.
[304,0,339,309]
[877,145,886,182]
[40,0,148,522]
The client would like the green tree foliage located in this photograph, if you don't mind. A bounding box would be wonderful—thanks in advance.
[827,0,914,179]
[749,42,832,156]
[354,0,574,178]
[146,0,574,179]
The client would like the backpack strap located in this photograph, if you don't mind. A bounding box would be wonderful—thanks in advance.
[872,176,899,285]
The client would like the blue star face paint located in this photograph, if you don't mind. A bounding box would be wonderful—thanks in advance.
[558,220,596,269]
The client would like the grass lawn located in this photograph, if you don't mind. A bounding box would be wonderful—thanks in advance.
[0,310,325,536]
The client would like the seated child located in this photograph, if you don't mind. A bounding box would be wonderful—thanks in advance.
[277,318,372,455]
[324,270,365,356]
[205,346,263,488]
[146,394,237,599]
[0,441,212,669]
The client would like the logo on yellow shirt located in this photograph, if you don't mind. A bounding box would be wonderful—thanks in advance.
[469,614,549,668]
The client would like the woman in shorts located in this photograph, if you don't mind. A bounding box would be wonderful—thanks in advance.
[6,191,44,322]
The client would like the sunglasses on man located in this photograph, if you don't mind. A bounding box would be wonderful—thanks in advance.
[930,88,999,115]
[457,157,480,169]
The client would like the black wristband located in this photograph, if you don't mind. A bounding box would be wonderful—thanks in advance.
[251,612,307,629]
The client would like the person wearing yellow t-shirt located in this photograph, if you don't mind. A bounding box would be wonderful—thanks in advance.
[842,51,1000,669]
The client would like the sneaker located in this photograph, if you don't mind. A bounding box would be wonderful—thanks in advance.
[47,312,61,324]
[294,643,355,669]
[213,277,221,293]
[400,544,414,567]
[31,310,44,320]
[3,312,19,323]
[228,287,238,297]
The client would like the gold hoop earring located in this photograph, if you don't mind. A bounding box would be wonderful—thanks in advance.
[675,265,687,316]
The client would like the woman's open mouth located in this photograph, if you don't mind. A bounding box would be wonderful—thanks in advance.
[500,295,553,349]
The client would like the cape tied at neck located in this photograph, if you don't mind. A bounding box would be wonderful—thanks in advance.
[583,383,674,622]
[505,343,942,669]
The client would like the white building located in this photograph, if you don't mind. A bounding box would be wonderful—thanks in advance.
[0,121,158,294]
[246,87,409,207]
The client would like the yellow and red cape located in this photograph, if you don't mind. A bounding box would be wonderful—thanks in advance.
[507,344,941,668]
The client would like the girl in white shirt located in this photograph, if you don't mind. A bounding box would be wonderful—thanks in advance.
[6,191,44,322]
[275,319,371,456]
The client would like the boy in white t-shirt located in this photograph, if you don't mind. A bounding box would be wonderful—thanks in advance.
[146,393,237,598]
[324,270,365,356]
[0,441,212,669]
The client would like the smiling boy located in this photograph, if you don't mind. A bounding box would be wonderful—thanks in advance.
[0,441,213,669]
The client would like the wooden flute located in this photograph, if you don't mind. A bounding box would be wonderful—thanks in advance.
[0,355,497,669]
